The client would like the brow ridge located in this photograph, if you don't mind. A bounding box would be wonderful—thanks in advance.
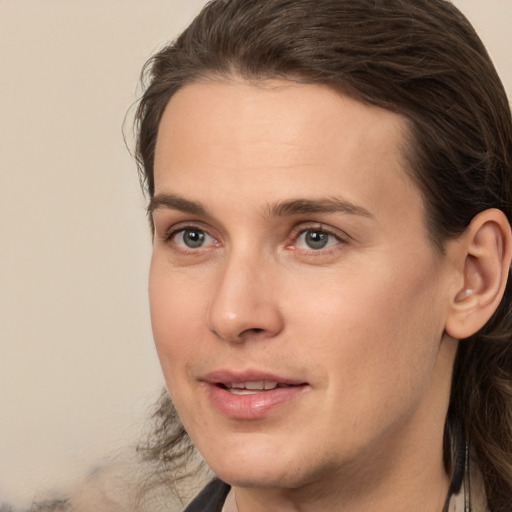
[267,197,373,218]
[148,193,373,220]
[148,193,208,216]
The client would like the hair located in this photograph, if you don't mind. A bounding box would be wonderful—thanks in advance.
[134,0,512,508]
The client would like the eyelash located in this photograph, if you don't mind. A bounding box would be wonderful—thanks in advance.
[162,223,348,254]
[164,224,219,252]
[289,224,347,253]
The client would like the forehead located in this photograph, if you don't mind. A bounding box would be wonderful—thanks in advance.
[153,79,423,227]
[156,79,407,167]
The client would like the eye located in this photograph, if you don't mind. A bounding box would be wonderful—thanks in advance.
[295,228,341,250]
[172,227,215,249]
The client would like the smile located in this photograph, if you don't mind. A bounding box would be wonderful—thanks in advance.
[219,381,293,394]
[203,373,309,419]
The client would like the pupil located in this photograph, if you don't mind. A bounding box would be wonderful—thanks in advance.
[306,231,328,249]
[184,229,205,248]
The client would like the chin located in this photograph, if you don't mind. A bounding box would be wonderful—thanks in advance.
[213,465,300,490]
[201,442,314,489]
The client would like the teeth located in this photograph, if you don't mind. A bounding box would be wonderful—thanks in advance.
[228,388,261,395]
[245,381,265,390]
[225,380,280,392]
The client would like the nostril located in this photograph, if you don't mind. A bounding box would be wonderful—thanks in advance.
[240,327,265,337]
[207,299,284,342]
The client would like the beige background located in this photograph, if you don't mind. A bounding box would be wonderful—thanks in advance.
[0,0,511,508]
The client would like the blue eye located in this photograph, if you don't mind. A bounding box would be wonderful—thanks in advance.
[174,228,213,249]
[296,229,339,250]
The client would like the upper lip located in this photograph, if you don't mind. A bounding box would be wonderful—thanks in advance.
[201,370,307,387]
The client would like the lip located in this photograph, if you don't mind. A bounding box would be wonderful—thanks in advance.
[201,370,309,420]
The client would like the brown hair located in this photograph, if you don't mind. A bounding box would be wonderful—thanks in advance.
[134,0,512,508]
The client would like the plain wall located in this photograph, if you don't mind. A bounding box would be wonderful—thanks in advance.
[0,0,510,508]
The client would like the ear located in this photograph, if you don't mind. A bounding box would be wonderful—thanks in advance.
[445,209,512,340]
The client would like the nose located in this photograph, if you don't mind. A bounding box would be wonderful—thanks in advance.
[206,252,284,343]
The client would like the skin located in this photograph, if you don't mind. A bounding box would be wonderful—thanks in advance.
[149,79,462,511]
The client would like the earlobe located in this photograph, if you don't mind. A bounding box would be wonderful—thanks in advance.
[445,209,512,340]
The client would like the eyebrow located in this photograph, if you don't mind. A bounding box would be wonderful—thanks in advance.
[148,193,373,220]
[148,193,209,217]
[267,197,373,219]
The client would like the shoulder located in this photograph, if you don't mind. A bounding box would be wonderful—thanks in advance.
[182,479,231,512]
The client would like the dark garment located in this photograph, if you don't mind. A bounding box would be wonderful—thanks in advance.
[183,479,230,512]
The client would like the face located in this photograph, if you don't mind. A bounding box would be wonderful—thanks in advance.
[149,80,457,491]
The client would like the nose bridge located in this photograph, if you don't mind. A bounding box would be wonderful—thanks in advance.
[207,245,283,342]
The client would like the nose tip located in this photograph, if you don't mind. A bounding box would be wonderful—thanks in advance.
[206,261,283,343]
[208,302,283,343]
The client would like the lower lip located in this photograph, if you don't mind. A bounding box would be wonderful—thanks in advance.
[205,383,308,420]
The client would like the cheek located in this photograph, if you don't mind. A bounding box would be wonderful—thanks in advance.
[148,261,206,382]
[288,257,445,395]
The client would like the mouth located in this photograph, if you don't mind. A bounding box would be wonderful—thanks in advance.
[203,372,309,419]
[217,380,300,395]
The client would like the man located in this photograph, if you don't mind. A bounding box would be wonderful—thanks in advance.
[135,1,512,510]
